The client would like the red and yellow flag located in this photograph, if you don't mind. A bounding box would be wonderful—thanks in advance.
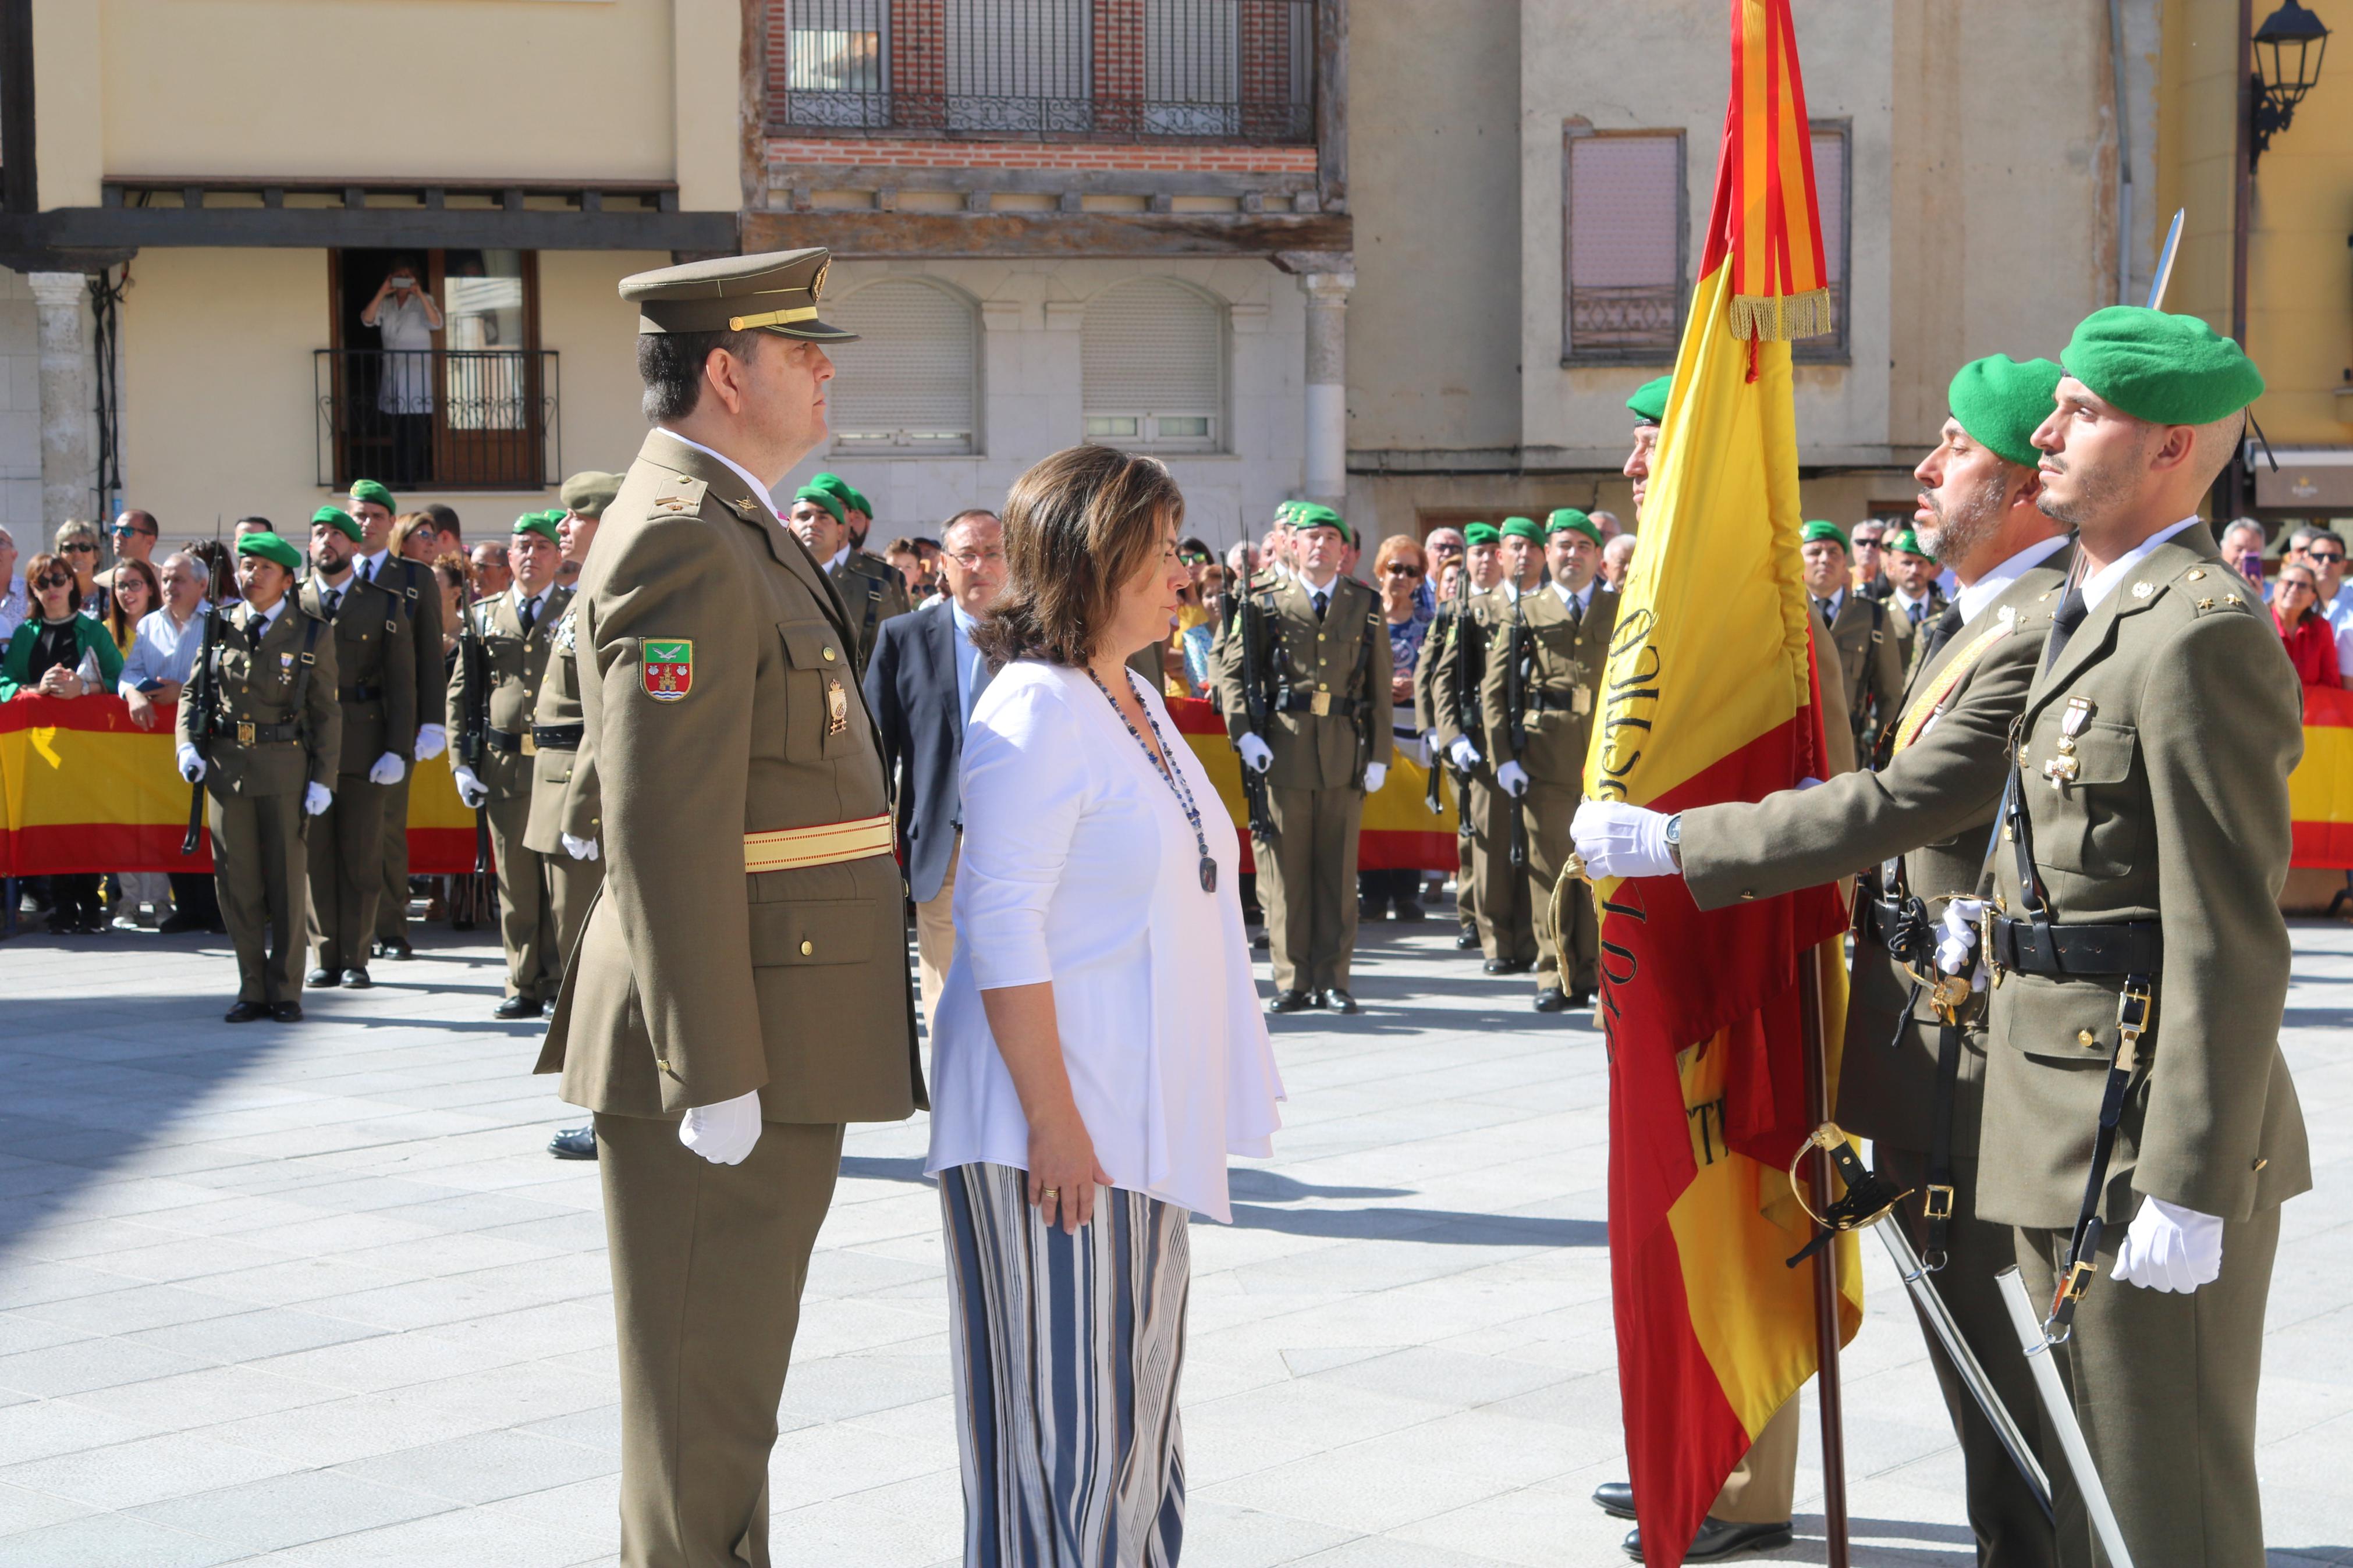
[1579,5,1861,1563]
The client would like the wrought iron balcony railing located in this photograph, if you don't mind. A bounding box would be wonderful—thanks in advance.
[315,349,559,492]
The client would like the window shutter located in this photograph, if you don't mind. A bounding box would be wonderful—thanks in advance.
[823,280,978,454]
[1082,279,1223,452]
[1565,133,1684,361]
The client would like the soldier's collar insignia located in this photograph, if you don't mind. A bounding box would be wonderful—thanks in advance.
[725,495,766,522]
[2131,581,2155,599]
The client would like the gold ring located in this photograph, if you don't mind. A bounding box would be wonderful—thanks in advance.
[1039,1187,1059,1200]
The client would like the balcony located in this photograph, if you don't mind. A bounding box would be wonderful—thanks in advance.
[315,349,559,492]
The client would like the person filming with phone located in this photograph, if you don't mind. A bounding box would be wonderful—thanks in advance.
[360,257,443,483]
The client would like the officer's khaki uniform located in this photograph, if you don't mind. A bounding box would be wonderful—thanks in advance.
[1819,589,1907,760]
[1415,595,1478,940]
[522,600,603,972]
[537,429,922,1568]
[364,554,445,947]
[300,574,416,976]
[179,601,342,1005]
[448,584,568,1003]
[1981,525,2309,1568]
[1887,585,1949,682]
[828,548,910,674]
[1482,581,1615,996]
[1429,586,1535,966]
[1681,552,2074,1566]
[1212,573,1393,994]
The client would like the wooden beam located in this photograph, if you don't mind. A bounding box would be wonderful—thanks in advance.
[0,0,36,216]
[742,208,1350,258]
[762,163,1318,199]
[0,205,741,254]
[1316,0,1347,212]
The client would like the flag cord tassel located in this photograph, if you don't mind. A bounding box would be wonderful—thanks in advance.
[1729,287,1834,343]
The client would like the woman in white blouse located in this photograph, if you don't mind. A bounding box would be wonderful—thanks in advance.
[927,445,1283,1567]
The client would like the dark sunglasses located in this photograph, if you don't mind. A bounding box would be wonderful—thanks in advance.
[34,571,70,589]
[1383,562,1424,578]
[2307,551,2344,565]
[111,522,154,536]
[61,541,97,553]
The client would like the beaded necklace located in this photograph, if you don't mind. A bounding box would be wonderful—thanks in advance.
[1085,666,1217,894]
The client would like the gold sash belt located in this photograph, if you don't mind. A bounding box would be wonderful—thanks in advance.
[743,813,895,873]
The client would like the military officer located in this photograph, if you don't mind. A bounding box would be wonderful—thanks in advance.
[176,532,340,1022]
[299,506,416,991]
[786,481,908,672]
[804,471,878,554]
[1882,525,1951,667]
[536,247,921,1567]
[1485,509,1616,1011]
[1937,309,2308,1568]
[1802,519,1908,760]
[1573,354,2075,1566]
[1415,522,1495,954]
[1435,518,1543,974]
[1213,502,1392,1013]
[345,478,447,961]
[449,511,570,1018]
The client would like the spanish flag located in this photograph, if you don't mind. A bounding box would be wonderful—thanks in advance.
[1580,3,1862,1562]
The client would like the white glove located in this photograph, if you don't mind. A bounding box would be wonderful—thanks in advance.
[1571,799,1677,880]
[679,1089,763,1166]
[303,781,332,817]
[2112,1196,2225,1293]
[178,745,206,784]
[562,833,599,862]
[452,765,489,809]
[1237,733,1273,774]
[1449,737,1482,770]
[1496,760,1531,797]
[1362,761,1387,794]
[413,723,448,761]
[368,751,406,785]
[1936,897,1987,987]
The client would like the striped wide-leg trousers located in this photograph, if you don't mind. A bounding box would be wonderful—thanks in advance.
[939,1163,1190,1568]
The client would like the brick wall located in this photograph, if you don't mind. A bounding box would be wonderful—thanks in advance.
[766,137,1316,172]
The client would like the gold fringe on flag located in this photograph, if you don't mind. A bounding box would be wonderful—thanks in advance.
[1729,287,1834,343]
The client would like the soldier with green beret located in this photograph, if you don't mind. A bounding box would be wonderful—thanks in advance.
[298,505,416,991]
[1881,525,1950,678]
[1802,516,1905,765]
[1213,501,1393,1012]
[177,532,341,1022]
[1432,518,1542,975]
[787,480,908,673]
[1626,375,1673,426]
[1925,310,2306,1568]
[536,246,921,1564]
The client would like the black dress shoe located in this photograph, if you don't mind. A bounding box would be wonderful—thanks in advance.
[1323,989,1360,1015]
[307,968,339,988]
[548,1125,598,1160]
[1569,988,1593,1008]
[494,995,539,1019]
[1592,1481,1635,1520]
[1394,898,1428,922]
[1534,987,1570,1013]
[270,1001,304,1023]
[1623,1517,1792,1562]
[1358,897,1387,922]
[1455,927,1481,950]
[1267,989,1314,1014]
[223,1001,271,1023]
[158,911,204,934]
[340,969,372,989]
[381,936,414,961]
[1251,931,1270,950]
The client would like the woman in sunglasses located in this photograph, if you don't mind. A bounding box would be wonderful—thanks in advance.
[2,552,126,933]
[1360,534,1435,921]
[54,520,107,620]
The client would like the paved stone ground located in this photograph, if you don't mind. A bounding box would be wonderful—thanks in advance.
[0,908,2344,1567]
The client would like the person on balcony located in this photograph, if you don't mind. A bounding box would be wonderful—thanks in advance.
[360,258,442,485]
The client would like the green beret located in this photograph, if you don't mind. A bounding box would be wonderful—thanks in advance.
[1290,503,1351,545]
[1801,519,1850,550]
[1500,516,1543,543]
[1627,375,1673,425]
[559,470,623,519]
[1948,355,2064,468]
[310,506,362,542]
[806,472,855,504]
[845,489,873,518]
[236,531,301,573]
[1276,500,1304,522]
[1463,522,1502,547]
[347,479,395,511]
[2060,306,2265,426]
[1886,528,1930,558]
[793,486,846,527]
[511,511,561,543]
[1546,509,1602,547]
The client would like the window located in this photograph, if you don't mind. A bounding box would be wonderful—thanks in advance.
[783,0,890,129]
[1563,129,1687,365]
[1145,0,1237,136]
[1083,279,1224,453]
[822,279,979,455]
[1794,121,1851,365]
[946,0,1092,133]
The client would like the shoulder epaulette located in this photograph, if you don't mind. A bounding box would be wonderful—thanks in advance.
[652,476,711,516]
[2169,562,2255,617]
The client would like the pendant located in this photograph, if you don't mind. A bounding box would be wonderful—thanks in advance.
[1199,855,1218,894]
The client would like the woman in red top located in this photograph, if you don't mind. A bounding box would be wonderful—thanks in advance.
[2272,562,2342,688]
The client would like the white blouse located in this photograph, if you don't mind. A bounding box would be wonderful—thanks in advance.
[924,659,1284,1222]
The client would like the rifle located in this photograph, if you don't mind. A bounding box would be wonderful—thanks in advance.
[1504,593,1532,872]
[1233,587,1277,842]
[1432,566,1477,815]
[180,602,222,856]
[456,568,491,874]
[1348,604,1377,791]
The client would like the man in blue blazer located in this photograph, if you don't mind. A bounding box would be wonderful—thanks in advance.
[863,508,1006,1030]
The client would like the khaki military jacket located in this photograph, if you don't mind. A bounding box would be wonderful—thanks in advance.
[523,603,600,855]
[828,549,911,673]
[1979,523,2309,1229]
[299,574,415,780]
[1820,589,1907,755]
[1211,572,1393,791]
[361,553,446,748]
[446,584,569,801]
[1425,586,1508,754]
[1481,581,1617,785]
[176,599,342,797]
[1681,549,2072,1151]
[537,428,922,1126]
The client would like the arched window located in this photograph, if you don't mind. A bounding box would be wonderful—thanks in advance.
[822,279,979,455]
[1081,279,1224,454]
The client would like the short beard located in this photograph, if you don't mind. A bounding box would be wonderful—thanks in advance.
[1917,468,2013,566]
[2036,433,2147,528]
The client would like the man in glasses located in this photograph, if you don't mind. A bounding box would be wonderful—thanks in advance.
[2290,526,2353,673]
[111,509,161,569]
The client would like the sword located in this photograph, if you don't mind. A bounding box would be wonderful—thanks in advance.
[1996,1267,2138,1567]
[2147,208,2184,310]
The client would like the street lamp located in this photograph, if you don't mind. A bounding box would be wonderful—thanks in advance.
[2251,0,2330,168]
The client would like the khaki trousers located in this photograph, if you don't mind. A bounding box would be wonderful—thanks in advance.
[487,789,557,1001]
[210,787,308,1005]
[596,1113,844,1568]
[1712,1394,1798,1524]
[546,850,604,984]
[2014,1206,2280,1568]
[306,775,390,975]
[1525,779,1593,993]
[1454,813,1478,934]
[375,769,411,942]
[1468,775,1535,966]
[1259,783,1363,994]
[915,836,961,1036]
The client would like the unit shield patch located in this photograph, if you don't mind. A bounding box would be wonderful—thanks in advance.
[643,640,694,701]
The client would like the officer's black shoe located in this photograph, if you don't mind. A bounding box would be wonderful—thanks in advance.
[1394,898,1428,922]
[307,968,340,989]
[548,1125,598,1160]
[223,1001,271,1023]
[541,997,558,1018]
[381,936,414,961]
[270,1001,304,1023]
[494,995,539,1020]
[1568,988,1593,1008]
[1456,927,1481,950]
[1268,989,1314,1014]
[341,969,372,990]
[1592,1481,1635,1520]
[1323,989,1360,1015]
[158,911,205,934]
[1252,931,1270,950]
[1358,896,1387,921]
[1623,1517,1792,1562]
[1534,987,1570,1013]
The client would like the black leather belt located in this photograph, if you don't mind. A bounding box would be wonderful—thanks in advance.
[338,682,382,703]
[1523,689,1588,715]
[1275,691,1344,716]
[532,723,584,750]
[1988,915,2162,977]
[485,726,532,756]
[229,718,300,745]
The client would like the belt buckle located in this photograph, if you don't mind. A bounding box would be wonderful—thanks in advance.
[236,719,255,745]
[521,733,537,757]
[1981,906,2003,985]
[2115,976,2153,1059]
[1921,1183,1955,1221]
[1309,691,1332,717]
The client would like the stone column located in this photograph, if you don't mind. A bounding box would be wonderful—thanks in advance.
[1297,268,1353,511]
[29,272,95,531]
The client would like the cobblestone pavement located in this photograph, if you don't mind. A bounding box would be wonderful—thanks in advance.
[0,911,2344,1567]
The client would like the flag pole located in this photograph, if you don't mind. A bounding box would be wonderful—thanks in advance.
[1796,944,1851,1567]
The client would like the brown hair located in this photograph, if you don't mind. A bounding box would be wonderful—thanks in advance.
[106,556,162,644]
[389,512,438,561]
[24,552,78,613]
[973,446,1184,669]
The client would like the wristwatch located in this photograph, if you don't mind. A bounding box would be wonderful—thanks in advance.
[1664,813,1683,870]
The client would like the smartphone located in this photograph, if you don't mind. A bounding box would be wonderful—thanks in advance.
[2238,550,2264,581]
